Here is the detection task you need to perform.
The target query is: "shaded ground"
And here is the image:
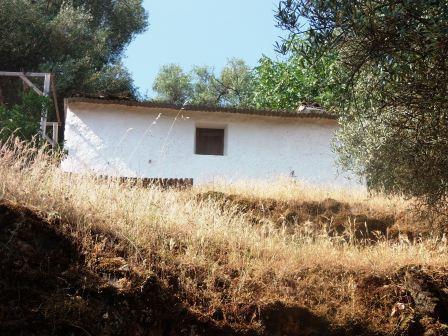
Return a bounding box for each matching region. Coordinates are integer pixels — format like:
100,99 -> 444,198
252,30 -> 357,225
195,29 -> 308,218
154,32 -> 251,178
0,200 -> 235,336
1,199 -> 447,335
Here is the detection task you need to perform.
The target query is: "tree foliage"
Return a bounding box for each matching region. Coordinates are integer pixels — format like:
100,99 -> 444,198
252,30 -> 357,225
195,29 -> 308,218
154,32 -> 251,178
152,59 -> 254,107
189,65 -> 227,106
276,0 -> 448,207
152,64 -> 193,105
0,0 -> 147,101
217,58 -> 254,107
252,40 -> 339,110
0,0 -> 147,143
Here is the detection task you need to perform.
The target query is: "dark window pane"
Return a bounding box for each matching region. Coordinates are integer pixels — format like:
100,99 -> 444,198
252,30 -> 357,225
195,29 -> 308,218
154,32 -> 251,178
195,128 -> 224,155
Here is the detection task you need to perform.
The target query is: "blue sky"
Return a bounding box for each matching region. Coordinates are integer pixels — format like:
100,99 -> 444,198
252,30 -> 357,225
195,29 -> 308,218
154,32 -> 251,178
123,0 -> 285,98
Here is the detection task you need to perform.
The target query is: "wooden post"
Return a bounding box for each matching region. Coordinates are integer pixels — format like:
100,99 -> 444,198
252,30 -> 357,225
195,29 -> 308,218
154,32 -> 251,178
52,122 -> 59,144
50,75 -> 61,125
40,74 -> 51,139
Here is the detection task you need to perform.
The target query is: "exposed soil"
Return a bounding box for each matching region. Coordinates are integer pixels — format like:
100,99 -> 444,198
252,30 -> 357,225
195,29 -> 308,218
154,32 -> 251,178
1,199 -> 448,335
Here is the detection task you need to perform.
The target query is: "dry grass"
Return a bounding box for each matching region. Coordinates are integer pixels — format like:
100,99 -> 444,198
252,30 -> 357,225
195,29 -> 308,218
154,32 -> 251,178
1,138 -> 447,331
196,178 -> 409,215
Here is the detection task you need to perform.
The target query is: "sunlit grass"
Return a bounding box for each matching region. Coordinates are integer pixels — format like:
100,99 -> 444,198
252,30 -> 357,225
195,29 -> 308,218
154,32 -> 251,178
1,138 -> 446,326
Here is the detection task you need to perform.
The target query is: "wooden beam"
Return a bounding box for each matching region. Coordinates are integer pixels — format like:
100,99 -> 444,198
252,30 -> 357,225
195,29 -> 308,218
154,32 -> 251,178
50,75 -> 61,125
44,133 -> 55,147
18,74 -> 43,95
0,71 -> 50,77
52,122 -> 59,144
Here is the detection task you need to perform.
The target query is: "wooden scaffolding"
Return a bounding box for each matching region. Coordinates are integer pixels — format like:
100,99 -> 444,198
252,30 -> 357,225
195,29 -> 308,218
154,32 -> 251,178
0,71 -> 61,146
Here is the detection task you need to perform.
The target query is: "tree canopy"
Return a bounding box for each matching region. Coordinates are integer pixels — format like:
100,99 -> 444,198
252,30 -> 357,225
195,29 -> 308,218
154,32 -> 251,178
251,40 -> 339,110
0,0 -> 147,101
217,58 -> 254,107
276,0 -> 448,207
152,64 -> 193,105
152,59 -> 254,107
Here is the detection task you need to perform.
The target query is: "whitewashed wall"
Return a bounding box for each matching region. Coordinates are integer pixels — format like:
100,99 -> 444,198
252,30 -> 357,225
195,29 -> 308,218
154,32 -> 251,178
61,102 -> 358,186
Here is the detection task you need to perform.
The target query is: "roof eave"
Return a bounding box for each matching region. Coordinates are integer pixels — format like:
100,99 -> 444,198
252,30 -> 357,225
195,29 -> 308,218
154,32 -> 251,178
65,97 -> 337,120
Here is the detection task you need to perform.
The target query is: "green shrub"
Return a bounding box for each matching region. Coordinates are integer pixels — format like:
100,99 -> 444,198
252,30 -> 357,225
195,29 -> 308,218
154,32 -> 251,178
0,93 -> 51,142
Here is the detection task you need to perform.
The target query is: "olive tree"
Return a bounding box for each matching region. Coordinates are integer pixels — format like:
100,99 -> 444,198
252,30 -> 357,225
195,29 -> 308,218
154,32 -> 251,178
0,0 -> 147,101
276,0 -> 448,207
152,59 -> 255,107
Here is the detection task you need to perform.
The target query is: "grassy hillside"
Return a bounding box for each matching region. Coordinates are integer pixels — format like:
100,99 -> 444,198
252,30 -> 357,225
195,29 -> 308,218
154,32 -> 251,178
1,139 -> 447,335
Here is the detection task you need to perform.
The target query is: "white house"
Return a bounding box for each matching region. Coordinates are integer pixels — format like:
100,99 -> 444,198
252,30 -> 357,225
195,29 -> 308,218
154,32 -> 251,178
61,98 -> 357,185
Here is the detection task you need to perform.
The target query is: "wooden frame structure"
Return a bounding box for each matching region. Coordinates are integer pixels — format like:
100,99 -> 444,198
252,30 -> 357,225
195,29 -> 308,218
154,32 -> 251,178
0,71 -> 61,146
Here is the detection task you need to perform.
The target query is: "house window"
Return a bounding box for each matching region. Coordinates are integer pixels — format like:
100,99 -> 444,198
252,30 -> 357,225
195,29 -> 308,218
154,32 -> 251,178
195,127 -> 225,155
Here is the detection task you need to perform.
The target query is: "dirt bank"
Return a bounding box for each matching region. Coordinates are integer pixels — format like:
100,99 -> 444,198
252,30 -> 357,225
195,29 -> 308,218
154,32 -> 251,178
1,199 -> 447,335
0,200 -> 237,336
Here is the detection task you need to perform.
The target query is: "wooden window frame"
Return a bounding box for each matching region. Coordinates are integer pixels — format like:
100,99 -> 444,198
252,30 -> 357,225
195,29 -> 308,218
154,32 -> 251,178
195,127 -> 225,156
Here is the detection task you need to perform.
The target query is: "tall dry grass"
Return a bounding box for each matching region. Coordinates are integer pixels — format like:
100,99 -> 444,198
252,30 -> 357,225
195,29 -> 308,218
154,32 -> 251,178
196,177 -> 409,215
1,138 -> 447,325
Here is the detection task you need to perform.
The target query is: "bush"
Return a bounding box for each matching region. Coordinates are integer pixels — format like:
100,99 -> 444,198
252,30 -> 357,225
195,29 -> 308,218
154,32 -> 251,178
0,93 -> 51,142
